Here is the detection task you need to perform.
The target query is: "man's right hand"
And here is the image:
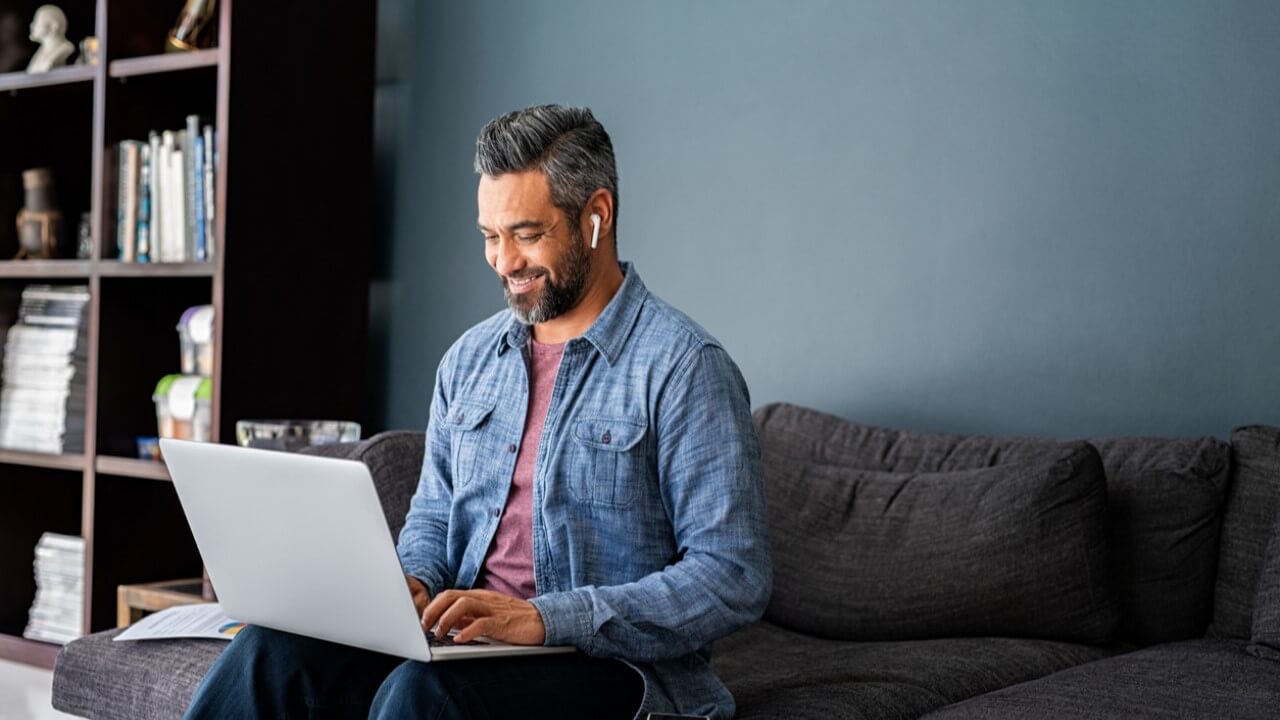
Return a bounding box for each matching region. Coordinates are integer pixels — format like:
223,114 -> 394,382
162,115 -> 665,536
406,576 -> 432,619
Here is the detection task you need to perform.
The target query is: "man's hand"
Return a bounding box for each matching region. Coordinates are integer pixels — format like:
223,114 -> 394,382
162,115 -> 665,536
406,576 -> 432,617
421,589 -> 546,645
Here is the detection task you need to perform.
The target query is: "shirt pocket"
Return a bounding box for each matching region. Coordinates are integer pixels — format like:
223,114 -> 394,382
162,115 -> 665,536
570,416 -> 647,508
443,398 -> 498,490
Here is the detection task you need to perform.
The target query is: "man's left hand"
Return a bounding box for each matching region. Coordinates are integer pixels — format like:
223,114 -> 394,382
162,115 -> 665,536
420,589 -> 546,645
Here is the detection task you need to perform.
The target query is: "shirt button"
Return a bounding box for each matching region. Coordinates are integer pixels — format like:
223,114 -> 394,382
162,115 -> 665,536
493,507 -> 502,517
602,431 -> 611,445
507,443 -> 517,453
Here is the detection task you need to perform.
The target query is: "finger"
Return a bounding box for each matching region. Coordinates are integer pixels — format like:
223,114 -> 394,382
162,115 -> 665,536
436,597 -> 486,639
453,617 -> 493,644
421,590 -> 461,631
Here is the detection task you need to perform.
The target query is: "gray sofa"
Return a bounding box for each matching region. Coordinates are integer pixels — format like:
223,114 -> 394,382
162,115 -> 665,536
51,406 -> 1280,719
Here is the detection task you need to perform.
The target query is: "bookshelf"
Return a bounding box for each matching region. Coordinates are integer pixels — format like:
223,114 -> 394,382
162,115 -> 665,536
0,0 -> 374,669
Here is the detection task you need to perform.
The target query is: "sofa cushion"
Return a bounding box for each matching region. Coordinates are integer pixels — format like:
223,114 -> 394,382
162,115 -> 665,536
300,430 -> 425,538
1212,425 -> 1280,639
52,627 -> 225,720
711,620 -> 1119,720
1248,511 -> 1280,660
920,639 -> 1280,719
762,441 -> 1117,644
755,403 -> 1230,645
1089,436 -> 1229,644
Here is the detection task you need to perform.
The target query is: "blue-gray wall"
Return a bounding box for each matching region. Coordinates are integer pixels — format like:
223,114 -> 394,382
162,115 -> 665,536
370,0 -> 1280,439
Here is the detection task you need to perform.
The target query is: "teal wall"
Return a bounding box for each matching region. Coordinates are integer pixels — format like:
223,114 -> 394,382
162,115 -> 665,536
371,0 -> 1280,439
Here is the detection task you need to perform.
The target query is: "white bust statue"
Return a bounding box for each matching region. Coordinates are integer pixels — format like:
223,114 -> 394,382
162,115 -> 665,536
27,5 -> 74,73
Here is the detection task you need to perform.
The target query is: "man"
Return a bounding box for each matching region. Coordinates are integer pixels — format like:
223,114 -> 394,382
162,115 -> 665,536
185,104 -> 770,720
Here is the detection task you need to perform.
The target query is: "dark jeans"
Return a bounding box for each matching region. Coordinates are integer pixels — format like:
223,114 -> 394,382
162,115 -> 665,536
184,625 -> 644,719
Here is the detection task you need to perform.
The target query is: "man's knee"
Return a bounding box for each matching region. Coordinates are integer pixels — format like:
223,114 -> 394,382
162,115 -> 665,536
370,661 -> 458,719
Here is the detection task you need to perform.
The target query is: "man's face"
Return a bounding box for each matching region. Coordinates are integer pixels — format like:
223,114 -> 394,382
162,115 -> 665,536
477,171 -> 591,326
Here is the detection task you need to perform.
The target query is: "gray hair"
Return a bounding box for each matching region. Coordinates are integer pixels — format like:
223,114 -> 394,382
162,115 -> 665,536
474,104 -> 619,239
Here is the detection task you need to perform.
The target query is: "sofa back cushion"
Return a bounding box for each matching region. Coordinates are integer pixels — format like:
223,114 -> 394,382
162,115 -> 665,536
1089,437 -> 1230,644
299,430 -> 426,538
759,411 -> 1118,642
1248,511 -> 1280,660
756,403 -> 1229,646
1211,425 -> 1280,639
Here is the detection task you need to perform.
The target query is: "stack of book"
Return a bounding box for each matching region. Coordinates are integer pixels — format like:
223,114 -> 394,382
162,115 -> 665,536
23,532 -> 85,645
116,114 -> 216,264
0,285 -> 89,455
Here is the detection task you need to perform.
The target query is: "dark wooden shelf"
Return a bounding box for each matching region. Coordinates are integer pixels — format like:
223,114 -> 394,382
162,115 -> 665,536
0,260 -> 93,279
0,633 -> 60,669
0,65 -> 96,94
109,50 -> 219,79
0,449 -> 87,472
95,456 -> 171,481
94,261 -> 215,277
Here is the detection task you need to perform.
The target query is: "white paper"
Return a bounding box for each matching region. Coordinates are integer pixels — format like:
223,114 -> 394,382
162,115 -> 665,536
113,603 -> 245,642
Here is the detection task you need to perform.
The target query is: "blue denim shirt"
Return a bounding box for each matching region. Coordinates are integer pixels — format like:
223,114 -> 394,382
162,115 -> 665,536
397,263 -> 771,719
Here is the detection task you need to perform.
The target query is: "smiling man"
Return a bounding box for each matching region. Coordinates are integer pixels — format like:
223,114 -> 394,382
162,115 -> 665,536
184,104 -> 771,720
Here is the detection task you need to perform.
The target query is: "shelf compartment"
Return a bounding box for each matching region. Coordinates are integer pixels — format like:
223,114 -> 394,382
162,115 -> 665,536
95,455 -> 169,481
109,49 -> 218,79
0,77 -> 93,260
0,465 -> 83,648
95,276 -> 212,457
89,474 -> 200,631
0,66 -> 96,94
0,449 -> 87,472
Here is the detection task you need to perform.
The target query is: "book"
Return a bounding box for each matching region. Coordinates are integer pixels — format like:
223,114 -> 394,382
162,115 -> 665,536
137,143 -> 152,263
194,134 -> 206,262
147,131 -> 161,262
0,286 -> 89,454
185,115 -> 202,260
23,532 -> 84,644
116,141 -> 143,262
203,124 -> 215,261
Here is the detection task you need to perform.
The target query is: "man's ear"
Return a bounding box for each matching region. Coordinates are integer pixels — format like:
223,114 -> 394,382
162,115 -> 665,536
582,189 -> 614,245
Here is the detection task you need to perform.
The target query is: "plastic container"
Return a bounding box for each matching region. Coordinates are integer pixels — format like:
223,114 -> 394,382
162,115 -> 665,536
154,374 -> 213,442
177,305 -> 215,376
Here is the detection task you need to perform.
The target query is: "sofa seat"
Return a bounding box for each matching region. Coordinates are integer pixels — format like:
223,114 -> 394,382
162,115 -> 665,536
921,639 -> 1280,719
711,621 -> 1121,720
52,627 -> 225,719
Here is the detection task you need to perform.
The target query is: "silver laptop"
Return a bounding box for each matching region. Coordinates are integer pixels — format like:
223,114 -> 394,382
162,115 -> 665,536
160,438 -> 574,662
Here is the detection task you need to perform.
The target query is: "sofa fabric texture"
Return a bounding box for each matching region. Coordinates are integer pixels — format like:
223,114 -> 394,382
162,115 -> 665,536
920,639 -> 1280,720
762,442 -> 1119,643
755,403 -> 1231,646
711,620 -> 1119,720
1212,425 -> 1280,640
1248,511 -> 1280,661
52,628 -> 223,719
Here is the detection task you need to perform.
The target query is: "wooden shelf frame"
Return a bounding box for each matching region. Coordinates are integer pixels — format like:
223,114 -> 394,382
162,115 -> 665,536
0,0 -> 373,668
108,49 -> 219,79
0,65 -> 97,94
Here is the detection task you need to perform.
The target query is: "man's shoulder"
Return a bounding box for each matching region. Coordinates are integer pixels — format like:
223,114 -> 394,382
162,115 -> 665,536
634,290 -> 723,355
441,307 -> 511,367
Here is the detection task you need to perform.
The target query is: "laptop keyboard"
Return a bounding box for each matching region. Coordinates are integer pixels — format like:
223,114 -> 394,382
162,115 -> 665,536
426,632 -> 484,647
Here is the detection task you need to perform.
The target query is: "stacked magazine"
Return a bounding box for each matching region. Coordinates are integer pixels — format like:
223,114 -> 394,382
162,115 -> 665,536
0,285 -> 89,454
23,532 -> 85,645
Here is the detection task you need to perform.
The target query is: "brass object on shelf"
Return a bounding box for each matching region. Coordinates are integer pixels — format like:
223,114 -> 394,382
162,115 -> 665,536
15,168 -> 65,259
165,0 -> 216,53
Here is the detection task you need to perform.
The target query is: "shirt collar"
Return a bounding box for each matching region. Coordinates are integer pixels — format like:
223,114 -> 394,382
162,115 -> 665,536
496,262 -> 647,366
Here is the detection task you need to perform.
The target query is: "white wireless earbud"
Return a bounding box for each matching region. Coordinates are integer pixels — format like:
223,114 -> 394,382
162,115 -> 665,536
590,213 -> 601,249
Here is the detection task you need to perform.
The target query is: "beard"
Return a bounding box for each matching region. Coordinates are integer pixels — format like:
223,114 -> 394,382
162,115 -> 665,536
502,226 -> 592,325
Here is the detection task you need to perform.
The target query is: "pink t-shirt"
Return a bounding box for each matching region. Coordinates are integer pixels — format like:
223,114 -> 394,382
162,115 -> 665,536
475,338 -> 564,599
